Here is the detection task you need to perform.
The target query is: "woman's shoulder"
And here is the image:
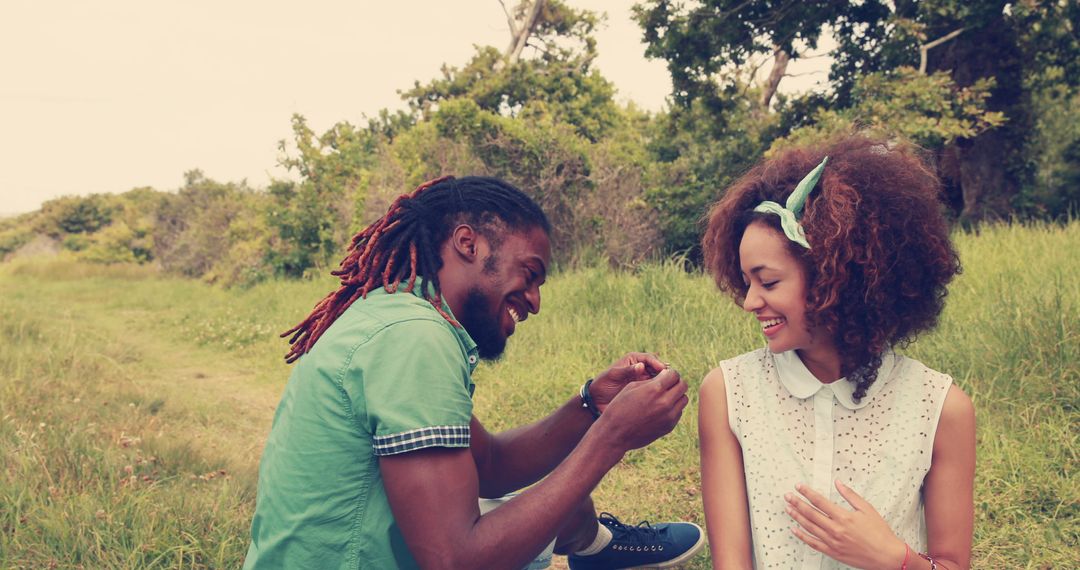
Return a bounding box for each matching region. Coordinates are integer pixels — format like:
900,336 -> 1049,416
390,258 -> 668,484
703,348 -> 772,398
891,355 -> 973,428
939,384 -> 976,428
893,354 -> 955,393
716,347 -> 771,369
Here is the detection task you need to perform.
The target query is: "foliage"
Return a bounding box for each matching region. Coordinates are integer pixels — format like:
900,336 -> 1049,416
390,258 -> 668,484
79,220 -> 152,264
154,170 -> 269,282
769,67 -> 1005,153
267,115 -> 380,277
401,1 -> 618,141
77,188 -> 162,264
633,0 -> 837,110
642,90 -> 777,259
433,98 -> 594,264
0,213 -> 37,260
37,194 -> 117,237
1020,67 -> 1080,219
578,110 -> 663,267
6,0 -> 1080,283
9,191 -> 161,264
634,0 -> 1080,223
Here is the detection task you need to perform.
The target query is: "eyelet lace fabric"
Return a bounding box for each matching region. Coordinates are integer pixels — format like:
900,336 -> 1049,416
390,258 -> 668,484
718,348 -> 952,569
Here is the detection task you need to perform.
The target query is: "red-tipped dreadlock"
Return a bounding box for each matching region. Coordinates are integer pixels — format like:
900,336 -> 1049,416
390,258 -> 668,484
280,175 -> 550,364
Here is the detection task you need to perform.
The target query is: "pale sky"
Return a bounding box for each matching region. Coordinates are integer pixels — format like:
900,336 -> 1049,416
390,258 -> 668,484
0,1 -> 830,215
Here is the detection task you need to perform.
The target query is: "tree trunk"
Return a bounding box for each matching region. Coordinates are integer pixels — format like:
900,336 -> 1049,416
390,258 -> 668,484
934,8 -> 1027,222
956,132 -> 1012,220
760,47 -> 789,111
505,0 -> 547,66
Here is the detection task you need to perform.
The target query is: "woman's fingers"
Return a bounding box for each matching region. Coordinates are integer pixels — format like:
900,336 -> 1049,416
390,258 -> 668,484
795,484 -> 847,520
784,495 -> 832,540
791,526 -> 832,556
834,479 -> 872,512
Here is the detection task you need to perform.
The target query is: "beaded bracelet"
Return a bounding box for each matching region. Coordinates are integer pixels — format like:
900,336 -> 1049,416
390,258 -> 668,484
917,552 -> 939,570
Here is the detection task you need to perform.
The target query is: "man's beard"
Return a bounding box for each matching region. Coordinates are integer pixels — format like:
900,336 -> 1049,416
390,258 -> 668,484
459,286 -> 507,361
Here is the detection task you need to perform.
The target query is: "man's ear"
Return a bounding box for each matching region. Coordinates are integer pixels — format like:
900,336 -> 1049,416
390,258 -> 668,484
449,224 -> 480,261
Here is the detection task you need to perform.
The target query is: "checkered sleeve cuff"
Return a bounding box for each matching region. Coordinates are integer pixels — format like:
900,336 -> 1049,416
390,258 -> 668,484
372,425 -> 471,456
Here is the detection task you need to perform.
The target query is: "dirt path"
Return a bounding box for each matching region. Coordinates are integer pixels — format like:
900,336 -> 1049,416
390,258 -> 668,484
10,276 -> 287,473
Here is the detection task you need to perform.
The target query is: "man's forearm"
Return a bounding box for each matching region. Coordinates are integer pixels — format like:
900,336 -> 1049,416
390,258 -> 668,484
475,394 -> 594,497
382,429 -> 624,570
458,426 -> 625,569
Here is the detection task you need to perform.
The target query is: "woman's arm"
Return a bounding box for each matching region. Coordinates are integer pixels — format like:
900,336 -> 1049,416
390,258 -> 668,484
699,367 -> 753,570
922,384 -> 976,569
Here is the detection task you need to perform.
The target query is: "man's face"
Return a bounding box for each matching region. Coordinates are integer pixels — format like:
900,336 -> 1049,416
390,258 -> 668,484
458,226 -> 551,360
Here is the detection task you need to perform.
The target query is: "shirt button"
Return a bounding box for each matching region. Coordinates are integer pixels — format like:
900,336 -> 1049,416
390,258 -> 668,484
468,355 -> 478,364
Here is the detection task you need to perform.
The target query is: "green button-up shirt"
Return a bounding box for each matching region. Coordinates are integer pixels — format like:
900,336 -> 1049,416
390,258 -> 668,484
244,283 -> 478,569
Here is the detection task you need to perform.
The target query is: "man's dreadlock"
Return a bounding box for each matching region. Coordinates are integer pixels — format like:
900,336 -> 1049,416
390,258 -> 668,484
281,175 -> 550,363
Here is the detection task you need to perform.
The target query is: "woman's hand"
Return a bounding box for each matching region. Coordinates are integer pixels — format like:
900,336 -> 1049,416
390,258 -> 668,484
785,480 -> 908,570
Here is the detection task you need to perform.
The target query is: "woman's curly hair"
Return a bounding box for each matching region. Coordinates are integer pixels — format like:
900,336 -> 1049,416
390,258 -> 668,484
703,134 -> 961,401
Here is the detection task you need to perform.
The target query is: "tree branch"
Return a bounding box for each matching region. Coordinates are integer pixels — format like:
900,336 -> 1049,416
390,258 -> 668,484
919,28 -> 965,73
783,70 -> 827,78
498,0 -> 519,37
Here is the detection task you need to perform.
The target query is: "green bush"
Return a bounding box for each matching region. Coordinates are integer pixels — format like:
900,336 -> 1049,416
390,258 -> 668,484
38,194 -> 117,236
0,227 -> 34,258
80,221 -> 152,264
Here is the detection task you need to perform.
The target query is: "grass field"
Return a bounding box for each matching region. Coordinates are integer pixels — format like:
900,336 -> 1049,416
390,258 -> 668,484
1,221 -> 1077,569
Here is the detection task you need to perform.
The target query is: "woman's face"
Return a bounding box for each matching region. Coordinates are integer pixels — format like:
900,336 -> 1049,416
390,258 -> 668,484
737,221 -> 821,354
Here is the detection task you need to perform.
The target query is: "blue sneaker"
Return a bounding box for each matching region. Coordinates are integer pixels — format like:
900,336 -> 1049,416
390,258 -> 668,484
567,512 -> 705,569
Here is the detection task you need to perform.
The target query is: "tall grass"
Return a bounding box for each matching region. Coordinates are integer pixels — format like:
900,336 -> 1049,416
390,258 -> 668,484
0,291 -> 254,568
1,221 -> 1077,568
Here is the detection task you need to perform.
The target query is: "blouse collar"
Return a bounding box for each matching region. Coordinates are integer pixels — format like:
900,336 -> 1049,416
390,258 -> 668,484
773,349 -> 896,410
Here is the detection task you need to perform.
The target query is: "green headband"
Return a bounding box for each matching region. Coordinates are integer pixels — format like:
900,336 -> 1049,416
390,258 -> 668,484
752,156 -> 828,249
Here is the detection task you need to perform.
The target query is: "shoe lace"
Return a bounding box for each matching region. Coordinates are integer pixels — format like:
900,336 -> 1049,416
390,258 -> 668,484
598,512 -> 661,547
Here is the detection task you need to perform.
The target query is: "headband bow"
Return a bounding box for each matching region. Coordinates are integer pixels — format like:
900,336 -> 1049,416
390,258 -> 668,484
752,156 -> 828,249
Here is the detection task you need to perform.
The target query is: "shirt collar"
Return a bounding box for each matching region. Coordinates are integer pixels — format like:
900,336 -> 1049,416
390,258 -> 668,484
404,279 -> 479,372
772,349 -> 896,410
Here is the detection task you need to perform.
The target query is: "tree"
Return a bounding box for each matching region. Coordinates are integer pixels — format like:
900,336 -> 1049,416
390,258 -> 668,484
634,0 -> 1080,222
267,114 -> 382,277
401,0 -> 619,141
634,0 -> 837,112
154,170 -> 260,278
431,98 -> 594,262
768,67 -> 1005,155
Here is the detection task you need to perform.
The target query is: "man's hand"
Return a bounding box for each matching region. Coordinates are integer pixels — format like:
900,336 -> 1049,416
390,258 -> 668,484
592,368 -> 689,451
588,352 -> 669,412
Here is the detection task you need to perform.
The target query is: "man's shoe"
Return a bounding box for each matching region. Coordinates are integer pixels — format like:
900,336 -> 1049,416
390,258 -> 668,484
567,512 -> 705,570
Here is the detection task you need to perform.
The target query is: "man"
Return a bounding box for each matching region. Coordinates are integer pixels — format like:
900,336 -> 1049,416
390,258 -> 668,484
244,176 -> 703,569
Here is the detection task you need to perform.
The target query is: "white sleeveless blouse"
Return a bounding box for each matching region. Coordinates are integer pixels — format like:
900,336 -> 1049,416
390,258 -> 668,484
719,348 -> 952,569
